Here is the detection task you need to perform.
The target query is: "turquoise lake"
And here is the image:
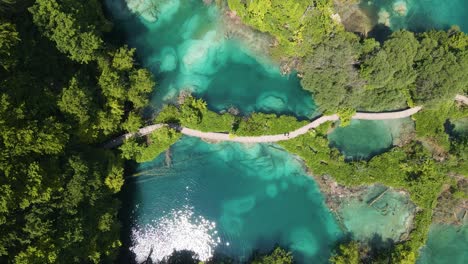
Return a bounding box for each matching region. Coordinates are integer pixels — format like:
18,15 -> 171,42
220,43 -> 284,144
106,0 -> 317,118
328,118 -> 413,160
105,0 -> 467,262
418,224 -> 468,264
361,0 -> 468,32
122,137 -> 343,262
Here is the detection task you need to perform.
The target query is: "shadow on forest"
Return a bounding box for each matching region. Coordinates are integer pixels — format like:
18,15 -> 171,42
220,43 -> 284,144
116,160 -> 139,264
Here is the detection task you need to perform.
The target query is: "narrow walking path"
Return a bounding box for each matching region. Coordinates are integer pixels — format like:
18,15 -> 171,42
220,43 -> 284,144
455,94 -> 468,105
104,106 -> 423,148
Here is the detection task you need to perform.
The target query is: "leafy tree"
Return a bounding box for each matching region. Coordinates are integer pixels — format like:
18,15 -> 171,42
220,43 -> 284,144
228,0 -> 338,58
251,247 -> 293,264
128,68 -> 155,108
330,241 -> 360,264
119,127 -> 181,163
361,31 -> 419,91
412,31 -> 467,103
0,0 -> 152,262
29,0 -> 103,64
0,21 -> 19,70
58,76 -> 94,125
301,32 -> 363,112
121,111 -> 144,132
337,108 -> 356,127
111,45 -> 135,71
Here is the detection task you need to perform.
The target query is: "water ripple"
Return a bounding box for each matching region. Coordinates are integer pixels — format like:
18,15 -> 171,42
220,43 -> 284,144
131,206 -> 220,262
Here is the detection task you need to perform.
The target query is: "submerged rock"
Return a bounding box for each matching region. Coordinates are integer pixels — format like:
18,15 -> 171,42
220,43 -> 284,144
393,0 -> 408,16
315,176 -> 416,245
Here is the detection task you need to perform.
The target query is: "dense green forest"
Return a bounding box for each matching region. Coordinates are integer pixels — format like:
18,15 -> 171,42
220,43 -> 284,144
0,0 -> 153,262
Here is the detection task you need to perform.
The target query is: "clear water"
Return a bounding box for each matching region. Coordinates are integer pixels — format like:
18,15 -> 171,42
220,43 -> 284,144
122,137 -> 343,263
328,118 -> 413,160
361,0 -> 468,32
103,0 -> 463,262
338,185 -> 416,245
418,224 -> 468,264
105,0 -> 317,118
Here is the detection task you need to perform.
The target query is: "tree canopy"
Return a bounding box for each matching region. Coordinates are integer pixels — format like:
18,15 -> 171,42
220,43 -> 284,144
0,0 -> 153,262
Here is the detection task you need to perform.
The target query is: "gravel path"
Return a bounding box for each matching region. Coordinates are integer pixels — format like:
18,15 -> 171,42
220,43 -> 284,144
455,94 -> 468,105
104,106 -> 425,148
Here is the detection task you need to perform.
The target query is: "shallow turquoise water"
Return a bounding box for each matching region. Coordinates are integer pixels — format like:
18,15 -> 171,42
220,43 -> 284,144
124,137 -> 343,263
105,0 -> 317,117
328,119 -> 413,160
418,224 -> 468,264
338,185 -> 416,245
328,120 -> 393,160
361,0 -> 468,32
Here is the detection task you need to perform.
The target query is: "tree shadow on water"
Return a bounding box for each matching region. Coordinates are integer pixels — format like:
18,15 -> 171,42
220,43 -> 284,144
368,24 -> 392,43
116,161 -> 139,264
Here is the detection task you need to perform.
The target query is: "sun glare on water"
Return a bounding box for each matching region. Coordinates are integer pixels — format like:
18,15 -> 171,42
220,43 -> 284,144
131,206 -> 221,262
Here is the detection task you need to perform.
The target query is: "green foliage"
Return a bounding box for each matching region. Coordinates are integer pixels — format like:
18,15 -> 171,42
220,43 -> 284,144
330,241 -> 360,264
236,113 -> 307,136
111,45 -> 135,71
300,28 -> 467,112
29,0 -> 103,64
119,127 -> 181,163
251,247 -> 293,264
121,111 -> 144,133
128,68 -> 155,108
0,21 -> 19,70
58,76 -> 94,126
337,108 -> 356,127
414,102 -> 468,151
156,95 -> 235,132
105,163 -> 125,194
155,96 -> 307,136
300,32 -> 364,112
361,31 -> 419,91
0,0 -> 153,262
279,129 -> 448,260
228,0 -> 338,58
412,31 -> 468,103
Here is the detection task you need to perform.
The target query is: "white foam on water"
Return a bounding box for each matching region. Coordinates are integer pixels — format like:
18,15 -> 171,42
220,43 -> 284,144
131,206 -> 220,262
